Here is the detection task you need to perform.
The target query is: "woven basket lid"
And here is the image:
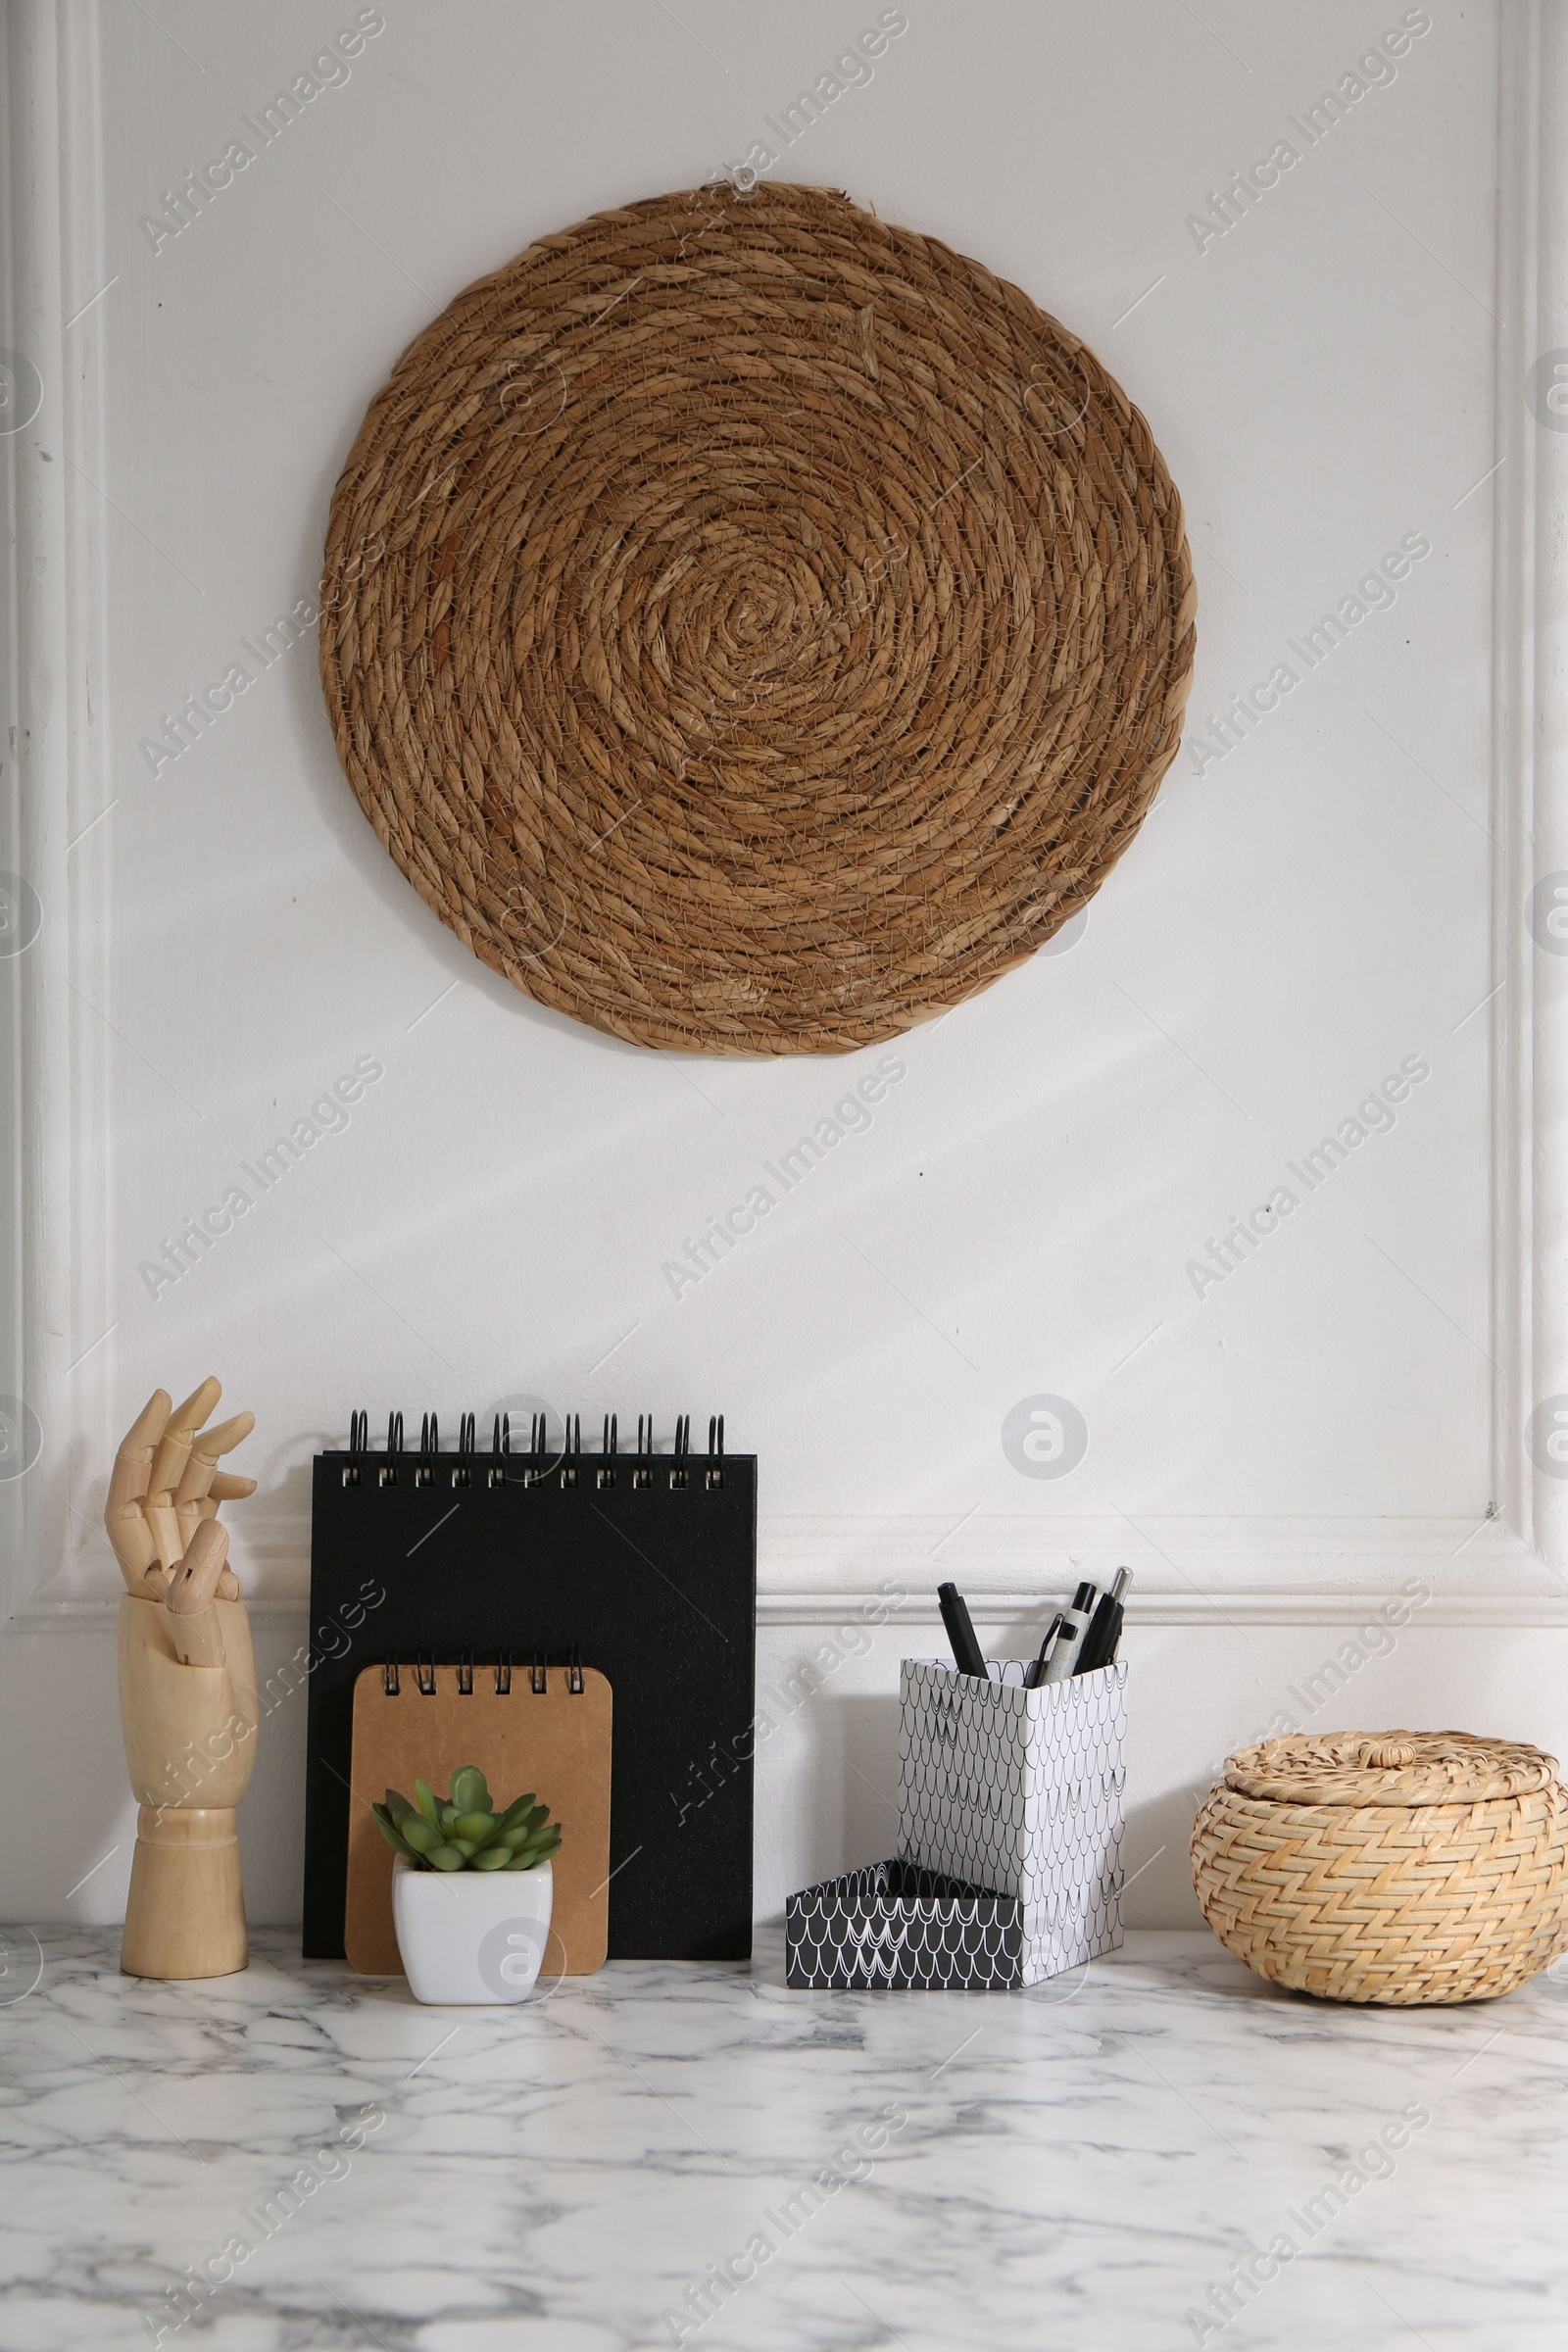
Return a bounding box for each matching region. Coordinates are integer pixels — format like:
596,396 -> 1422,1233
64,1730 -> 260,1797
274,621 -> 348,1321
318,180 -> 1197,1054
1222,1731 -> 1561,1808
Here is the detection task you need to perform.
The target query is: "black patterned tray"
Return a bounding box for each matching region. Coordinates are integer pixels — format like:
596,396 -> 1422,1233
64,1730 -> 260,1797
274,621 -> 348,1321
785,1858 -> 1025,1990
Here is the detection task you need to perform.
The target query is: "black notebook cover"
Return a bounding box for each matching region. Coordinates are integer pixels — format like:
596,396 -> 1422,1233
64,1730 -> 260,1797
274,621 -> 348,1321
303,1416 -> 756,1960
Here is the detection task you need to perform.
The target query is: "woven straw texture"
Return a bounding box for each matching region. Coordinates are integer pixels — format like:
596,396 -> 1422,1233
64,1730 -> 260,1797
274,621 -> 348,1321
1192,1732 -> 1568,2006
319,181 -> 1196,1053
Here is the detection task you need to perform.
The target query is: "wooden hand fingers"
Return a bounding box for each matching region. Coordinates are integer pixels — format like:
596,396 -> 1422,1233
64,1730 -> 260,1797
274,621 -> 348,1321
109,1378 -> 252,1602
198,1469 -> 257,1505
173,1416 -> 256,1569
146,1377 -> 223,1506
105,1388 -> 172,1592
109,1388 -> 173,1491
177,1491 -> 252,1596
145,1377 -> 224,1569
172,1411 -> 256,1508
165,1521 -> 234,1661
166,1518 -> 228,1614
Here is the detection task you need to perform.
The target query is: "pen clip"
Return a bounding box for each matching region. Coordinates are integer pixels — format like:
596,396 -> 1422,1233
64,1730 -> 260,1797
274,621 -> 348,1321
1024,1611 -> 1065,1690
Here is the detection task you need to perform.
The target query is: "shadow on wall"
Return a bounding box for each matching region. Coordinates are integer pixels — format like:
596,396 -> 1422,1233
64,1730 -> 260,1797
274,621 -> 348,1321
795,1682 -> 1206,1934
793,1690 -> 902,1874
1121,1790 -> 1207,1931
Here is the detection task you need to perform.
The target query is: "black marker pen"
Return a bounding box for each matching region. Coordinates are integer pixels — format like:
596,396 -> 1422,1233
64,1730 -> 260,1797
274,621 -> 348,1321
937,1582 -> 988,1680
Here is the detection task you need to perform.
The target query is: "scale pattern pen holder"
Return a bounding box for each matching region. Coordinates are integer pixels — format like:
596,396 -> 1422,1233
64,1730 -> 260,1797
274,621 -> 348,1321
897,1657 -> 1129,1984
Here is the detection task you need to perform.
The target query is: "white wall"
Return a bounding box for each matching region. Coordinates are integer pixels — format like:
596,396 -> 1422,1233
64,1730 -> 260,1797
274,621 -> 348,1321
6,0 -> 1568,1933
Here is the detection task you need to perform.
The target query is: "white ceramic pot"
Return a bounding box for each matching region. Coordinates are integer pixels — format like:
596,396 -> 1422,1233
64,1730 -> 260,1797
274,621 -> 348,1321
392,1856 -> 554,2004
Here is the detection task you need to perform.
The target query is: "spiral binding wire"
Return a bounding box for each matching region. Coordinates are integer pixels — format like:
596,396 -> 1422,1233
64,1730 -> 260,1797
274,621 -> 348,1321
378,1652 -> 583,1694
489,1412 -> 511,1487
416,1413 -> 439,1488
344,1408 -> 732,1501
345,1409 -> 368,1484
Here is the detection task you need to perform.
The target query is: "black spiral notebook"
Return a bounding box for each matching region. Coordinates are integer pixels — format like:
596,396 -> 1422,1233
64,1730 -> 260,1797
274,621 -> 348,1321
303,1408 -> 756,1961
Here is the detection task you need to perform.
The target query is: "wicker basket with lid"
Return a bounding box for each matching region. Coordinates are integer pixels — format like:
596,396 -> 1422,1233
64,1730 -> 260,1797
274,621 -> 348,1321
1191,1731 -> 1568,2005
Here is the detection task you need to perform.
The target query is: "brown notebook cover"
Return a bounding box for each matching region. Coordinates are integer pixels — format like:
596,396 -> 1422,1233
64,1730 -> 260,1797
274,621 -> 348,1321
344,1663 -> 612,1975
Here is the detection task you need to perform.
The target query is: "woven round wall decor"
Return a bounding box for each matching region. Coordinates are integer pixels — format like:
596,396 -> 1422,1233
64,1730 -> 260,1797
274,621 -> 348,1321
319,181 -> 1196,1054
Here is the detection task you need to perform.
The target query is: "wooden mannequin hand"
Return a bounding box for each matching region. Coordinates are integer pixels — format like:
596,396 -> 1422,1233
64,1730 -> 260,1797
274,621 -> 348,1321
106,1377 -> 255,1604
111,1380 -> 261,1977
109,1382 -> 260,1806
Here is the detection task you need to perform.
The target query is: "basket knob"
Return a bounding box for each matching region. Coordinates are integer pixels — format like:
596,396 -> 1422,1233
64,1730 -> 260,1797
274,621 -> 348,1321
1357,1737 -> 1416,1770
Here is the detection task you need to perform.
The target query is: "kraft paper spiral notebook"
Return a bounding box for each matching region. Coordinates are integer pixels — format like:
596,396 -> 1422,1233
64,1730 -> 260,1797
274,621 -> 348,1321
304,1409 -> 756,1961
344,1660 -> 612,1976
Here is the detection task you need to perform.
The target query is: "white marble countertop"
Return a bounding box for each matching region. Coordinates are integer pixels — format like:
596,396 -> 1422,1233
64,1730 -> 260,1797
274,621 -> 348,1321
2,1927 -> 1565,2351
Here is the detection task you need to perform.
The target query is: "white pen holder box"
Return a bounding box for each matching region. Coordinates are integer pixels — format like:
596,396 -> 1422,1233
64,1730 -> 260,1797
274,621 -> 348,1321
898,1658 -> 1129,1984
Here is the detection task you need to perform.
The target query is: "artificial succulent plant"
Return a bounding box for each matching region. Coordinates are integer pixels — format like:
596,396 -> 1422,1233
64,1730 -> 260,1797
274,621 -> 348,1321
372,1764 -> 562,1872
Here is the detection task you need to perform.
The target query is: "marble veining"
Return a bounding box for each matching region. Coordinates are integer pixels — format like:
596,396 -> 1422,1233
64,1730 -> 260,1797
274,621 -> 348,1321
1,1928 -> 1565,2350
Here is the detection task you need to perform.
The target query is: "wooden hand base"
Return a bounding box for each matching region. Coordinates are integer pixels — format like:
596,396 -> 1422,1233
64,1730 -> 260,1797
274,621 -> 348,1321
117,1594 -> 258,1982
122,1805 -> 247,1980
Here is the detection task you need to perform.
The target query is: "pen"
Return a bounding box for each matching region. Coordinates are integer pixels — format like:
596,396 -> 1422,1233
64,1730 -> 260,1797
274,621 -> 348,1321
1040,1581 -> 1099,1684
1023,1611 -> 1064,1690
937,1581 -> 988,1680
1075,1567 -> 1131,1675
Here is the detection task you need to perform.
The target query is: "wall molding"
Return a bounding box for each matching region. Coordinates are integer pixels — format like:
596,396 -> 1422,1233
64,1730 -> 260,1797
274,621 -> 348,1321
4,0 -> 116,1623
6,6 -> 1567,1630
1519,3 -> 1568,1578
16,1583 -> 1568,1637
15,1506 -> 1568,1631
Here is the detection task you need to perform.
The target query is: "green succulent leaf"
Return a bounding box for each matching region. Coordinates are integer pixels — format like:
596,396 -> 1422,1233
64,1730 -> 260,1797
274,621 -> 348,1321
512,1823 -> 562,1868
372,1805 -> 418,1860
450,1765 -> 489,1815
399,1777 -> 564,1867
